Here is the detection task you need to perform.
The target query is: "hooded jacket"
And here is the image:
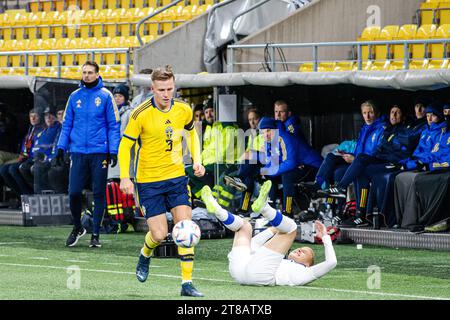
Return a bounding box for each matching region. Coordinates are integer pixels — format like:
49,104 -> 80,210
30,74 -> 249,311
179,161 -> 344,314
353,115 -> 386,157
57,77 -> 121,154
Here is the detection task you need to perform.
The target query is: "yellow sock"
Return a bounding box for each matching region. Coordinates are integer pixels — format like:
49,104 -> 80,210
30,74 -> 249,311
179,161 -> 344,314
142,231 -> 160,257
178,246 -> 194,284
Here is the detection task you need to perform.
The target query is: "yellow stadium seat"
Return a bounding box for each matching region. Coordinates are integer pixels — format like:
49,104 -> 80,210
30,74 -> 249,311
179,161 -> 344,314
142,34 -> 154,44
100,65 -> 118,79
112,64 -> 127,78
333,61 -> 355,72
29,2 -> 40,13
357,26 -> 381,61
55,0 -> 65,12
80,0 -> 92,10
144,7 -> 159,37
94,0 -> 105,10
44,38 -> 58,66
127,36 -> 140,48
420,1 -> 439,25
26,26 -> 39,40
180,5 -> 194,21
196,4 -> 212,16
389,24 -> 418,70
410,24 -> 437,69
429,24 -> 450,69
10,67 -> 25,76
161,7 -> 178,34
12,10 -> 28,27
298,62 -> 336,72
120,0 -> 132,9
369,25 -> 400,71
439,3 -> 450,25
13,27 -> 26,40
115,8 -> 132,36
111,36 -> 128,64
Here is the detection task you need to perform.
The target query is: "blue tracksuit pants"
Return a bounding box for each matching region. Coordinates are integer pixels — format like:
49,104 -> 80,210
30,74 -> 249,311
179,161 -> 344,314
69,153 -> 108,235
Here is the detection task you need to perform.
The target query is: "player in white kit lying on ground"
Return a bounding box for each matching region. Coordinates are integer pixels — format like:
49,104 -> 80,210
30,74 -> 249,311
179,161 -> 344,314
201,180 -> 337,286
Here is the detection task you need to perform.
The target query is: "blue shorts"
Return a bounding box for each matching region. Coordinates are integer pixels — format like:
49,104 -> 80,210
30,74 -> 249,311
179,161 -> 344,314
136,176 -> 191,219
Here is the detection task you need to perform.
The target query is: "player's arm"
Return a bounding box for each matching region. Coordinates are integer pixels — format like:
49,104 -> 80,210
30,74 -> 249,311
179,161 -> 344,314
119,113 -> 140,194
184,108 -> 204,177
309,221 -> 337,278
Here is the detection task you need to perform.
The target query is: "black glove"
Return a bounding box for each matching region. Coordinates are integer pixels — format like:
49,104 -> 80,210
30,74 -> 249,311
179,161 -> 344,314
108,153 -> 118,168
56,148 -> 65,166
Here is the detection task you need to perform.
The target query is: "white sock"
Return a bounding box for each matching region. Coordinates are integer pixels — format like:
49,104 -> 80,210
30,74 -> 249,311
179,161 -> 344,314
261,203 -> 297,234
215,209 -> 244,232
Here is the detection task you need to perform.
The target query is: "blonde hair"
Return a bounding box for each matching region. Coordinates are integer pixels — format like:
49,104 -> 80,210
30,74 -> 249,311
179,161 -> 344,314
302,247 -> 315,266
151,65 -> 175,82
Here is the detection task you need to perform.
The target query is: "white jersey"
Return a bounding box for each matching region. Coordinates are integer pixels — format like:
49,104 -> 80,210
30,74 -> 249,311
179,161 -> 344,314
228,232 -> 337,287
275,235 -> 337,286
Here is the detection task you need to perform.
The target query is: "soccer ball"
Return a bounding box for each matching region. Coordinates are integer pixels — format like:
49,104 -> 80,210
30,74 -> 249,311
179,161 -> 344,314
172,220 -> 201,248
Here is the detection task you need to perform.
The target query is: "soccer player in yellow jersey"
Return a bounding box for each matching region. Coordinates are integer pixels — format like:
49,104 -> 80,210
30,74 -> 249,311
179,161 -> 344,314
118,65 -> 206,297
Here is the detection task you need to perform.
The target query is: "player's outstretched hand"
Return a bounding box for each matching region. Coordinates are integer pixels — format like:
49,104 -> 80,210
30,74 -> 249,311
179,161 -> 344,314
193,163 -> 205,177
314,220 -> 327,240
120,178 -> 134,195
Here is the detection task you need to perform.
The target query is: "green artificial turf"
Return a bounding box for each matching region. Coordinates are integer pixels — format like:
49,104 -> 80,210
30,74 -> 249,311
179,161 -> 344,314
0,225 -> 449,300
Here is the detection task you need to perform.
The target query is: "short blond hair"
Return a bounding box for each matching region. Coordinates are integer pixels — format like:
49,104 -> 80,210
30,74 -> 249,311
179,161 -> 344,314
151,65 -> 175,82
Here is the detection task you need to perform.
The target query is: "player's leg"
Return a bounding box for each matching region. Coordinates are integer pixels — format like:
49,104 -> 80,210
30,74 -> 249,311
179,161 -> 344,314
201,184 -> 245,232
135,182 -> 168,283
252,180 -> 298,234
89,153 -> 109,248
66,153 -> 89,247
169,176 -> 203,297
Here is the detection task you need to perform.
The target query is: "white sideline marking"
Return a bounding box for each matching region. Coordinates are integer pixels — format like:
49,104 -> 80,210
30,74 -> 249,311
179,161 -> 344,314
0,262 -> 448,300
65,260 -> 89,263
0,242 -> 26,245
29,257 -> 49,260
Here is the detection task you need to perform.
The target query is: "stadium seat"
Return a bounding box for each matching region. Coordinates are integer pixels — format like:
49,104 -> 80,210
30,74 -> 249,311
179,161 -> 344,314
100,65 -> 118,79
298,62 -> 336,72
29,2 -> 40,13
161,6 -> 179,34
333,61 -> 355,72
409,24 -> 437,69
389,24 -> 418,70
94,0 -> 106,10
111,36 -> 128,64
369,25 -> 400,71
439,3 -> 450,25
144,7 -> 159,37
196,4 -> 212,16
420,1 -> 440,25
429,24 -> 450,69
357,26 -> 381,61
180,5 -> 195,21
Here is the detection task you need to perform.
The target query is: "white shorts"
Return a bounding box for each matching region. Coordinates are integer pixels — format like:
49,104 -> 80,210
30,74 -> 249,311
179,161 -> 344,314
228,246 -> 284,286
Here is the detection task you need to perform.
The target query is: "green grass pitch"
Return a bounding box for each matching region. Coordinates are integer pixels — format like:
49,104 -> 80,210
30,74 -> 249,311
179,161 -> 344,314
0,225 -> 449,300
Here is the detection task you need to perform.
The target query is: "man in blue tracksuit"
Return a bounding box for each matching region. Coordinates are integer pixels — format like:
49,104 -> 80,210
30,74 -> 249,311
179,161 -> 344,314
56,61 -> 121,248
260,117 -> 322,216
314,101 -> 386,190
19,107 -> 61,193
394,103 -> 447,230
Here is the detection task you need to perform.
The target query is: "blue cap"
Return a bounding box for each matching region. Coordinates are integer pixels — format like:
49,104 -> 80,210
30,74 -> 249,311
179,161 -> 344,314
443,102 -> 450,110
425,102 -> 444,119
258,117 -> 277,129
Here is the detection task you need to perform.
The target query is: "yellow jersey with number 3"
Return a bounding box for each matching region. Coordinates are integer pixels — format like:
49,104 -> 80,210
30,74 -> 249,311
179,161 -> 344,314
121,97 -> 195,183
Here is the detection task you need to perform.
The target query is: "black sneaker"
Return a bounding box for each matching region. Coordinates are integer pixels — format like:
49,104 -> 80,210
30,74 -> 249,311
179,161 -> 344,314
340,216 -> 370,228
66,227 -> 86,247
180,282 -> 204,297
136,253 -> 151,283
89,234 -> 102,248
317,187 -> 346,198
223,175 -> 247,192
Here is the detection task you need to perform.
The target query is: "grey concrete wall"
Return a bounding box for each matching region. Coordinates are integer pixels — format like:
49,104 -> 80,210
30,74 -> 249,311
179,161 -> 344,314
135,13 -> 208,74
233,0 -> 423,72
